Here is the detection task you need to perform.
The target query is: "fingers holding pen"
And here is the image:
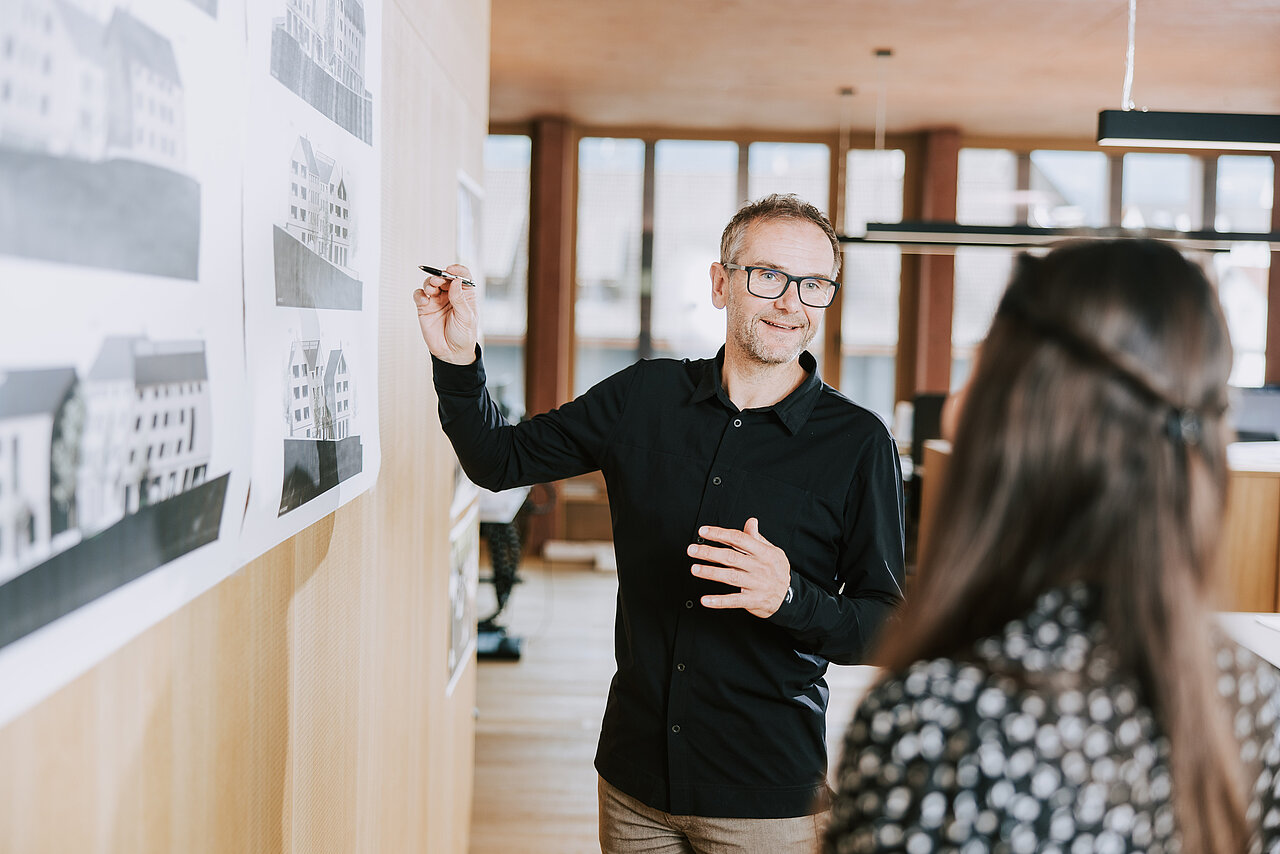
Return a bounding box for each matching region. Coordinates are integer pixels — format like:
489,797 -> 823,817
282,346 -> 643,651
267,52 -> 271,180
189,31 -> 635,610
417,264 -> 475,309
418,263 -> 474,292
413,262 -> 480,364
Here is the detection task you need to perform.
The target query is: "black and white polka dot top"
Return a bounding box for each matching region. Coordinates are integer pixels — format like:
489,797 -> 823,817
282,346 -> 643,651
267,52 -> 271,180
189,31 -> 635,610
825,584 -> 1280,854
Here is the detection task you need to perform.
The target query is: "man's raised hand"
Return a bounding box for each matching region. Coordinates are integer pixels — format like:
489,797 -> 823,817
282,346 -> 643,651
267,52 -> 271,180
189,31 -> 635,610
413,263 -> 478,365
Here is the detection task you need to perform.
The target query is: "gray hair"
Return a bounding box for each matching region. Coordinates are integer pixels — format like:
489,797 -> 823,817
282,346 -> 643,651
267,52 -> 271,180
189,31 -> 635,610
719,193 -> 841,278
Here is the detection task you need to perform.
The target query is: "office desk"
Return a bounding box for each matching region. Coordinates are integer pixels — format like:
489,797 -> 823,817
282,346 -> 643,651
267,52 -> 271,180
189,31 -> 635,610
1221,612 -> 1280,670
918,440 -> 1280,613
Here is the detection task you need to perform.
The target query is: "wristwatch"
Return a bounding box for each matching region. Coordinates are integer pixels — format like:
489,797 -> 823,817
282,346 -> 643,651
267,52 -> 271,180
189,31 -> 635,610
783,585 -> 794,605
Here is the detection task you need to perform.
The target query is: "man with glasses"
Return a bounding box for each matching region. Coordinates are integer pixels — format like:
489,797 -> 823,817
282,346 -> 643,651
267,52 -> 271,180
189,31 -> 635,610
415,193 -> 904,853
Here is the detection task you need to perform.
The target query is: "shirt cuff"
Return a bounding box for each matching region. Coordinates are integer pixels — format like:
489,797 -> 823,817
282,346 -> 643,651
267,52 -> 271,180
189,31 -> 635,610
431,344 -> 486,392
767,573 -> 807,629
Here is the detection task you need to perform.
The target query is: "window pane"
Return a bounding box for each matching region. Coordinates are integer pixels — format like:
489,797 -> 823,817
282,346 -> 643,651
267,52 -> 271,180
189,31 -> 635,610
1029,150 -> 1109,227
1214,156 -> 1274,386
650,140 -> 738,367
845,149 -> 905,231
482,134 -> 531,416
1217,155 -> 1274,233
951,248 -> 1016,390
575,138 -> 646,395
748,142 -> 829,215
840,246 -> 900,422
841,149 -> 905,422
1121,153 -> 1202,231
958,149 -> 1018,225
1213,244 -> 1272,387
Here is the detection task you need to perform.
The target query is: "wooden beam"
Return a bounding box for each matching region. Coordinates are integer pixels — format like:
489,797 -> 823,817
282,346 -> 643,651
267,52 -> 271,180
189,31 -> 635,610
526,117 -> 577,415
914,129 -> 960,394
1106,153 -> 1124,226
824,137 -> 844,386
1015,152 -> 1032,224
526,117 -> 578,549
894,134 -> 925,405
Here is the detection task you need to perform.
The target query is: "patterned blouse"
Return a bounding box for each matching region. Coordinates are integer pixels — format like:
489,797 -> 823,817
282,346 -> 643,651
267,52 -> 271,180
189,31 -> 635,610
824,584 -> 1280,854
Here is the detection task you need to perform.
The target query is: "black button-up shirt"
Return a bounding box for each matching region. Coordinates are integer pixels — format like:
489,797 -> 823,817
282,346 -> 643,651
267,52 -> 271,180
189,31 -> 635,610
433,347 -> 905,819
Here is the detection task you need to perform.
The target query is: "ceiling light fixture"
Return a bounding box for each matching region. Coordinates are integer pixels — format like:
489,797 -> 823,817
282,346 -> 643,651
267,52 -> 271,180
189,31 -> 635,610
873,48 -> 892,151
845,223 -> 1280,253
835,86 -> 855,233
1097,110 -> 1280,152
1095,0 -> 1280,151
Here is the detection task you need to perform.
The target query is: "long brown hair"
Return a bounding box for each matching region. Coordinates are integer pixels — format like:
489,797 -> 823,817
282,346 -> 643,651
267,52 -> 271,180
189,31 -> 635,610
878,239 -> 1247,852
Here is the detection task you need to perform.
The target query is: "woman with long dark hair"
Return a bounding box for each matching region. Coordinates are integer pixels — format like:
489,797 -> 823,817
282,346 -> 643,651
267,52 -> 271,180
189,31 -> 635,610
825,239 -> 1280,853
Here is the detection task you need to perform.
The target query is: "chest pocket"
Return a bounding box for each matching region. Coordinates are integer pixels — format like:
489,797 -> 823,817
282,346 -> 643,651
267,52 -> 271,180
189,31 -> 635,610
720,471 -> 842,590
723,471 -> 802,548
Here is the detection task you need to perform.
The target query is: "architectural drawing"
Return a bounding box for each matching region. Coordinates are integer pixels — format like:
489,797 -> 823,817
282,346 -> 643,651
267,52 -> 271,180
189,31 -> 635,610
285,337 -> 352,441
0,367 -> 80,581
0,0 -> 200,277
184,0 -> 217,16
236,0 -> 379,561
446,504 -> 478,694
279,337 -> 362,514
0,337 -> 228,648
274,135 -> 363,309
269,0 -> 373,144
77,337 -> 213,534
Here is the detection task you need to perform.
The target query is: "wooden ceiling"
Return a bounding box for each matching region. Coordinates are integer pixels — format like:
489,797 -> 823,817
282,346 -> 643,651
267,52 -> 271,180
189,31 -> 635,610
489,0 -> 1280,141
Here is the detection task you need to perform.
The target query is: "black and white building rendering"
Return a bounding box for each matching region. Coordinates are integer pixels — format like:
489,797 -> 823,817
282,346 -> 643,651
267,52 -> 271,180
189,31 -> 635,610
0,337 -> 228,649
270,0 -> 372,144
0,1 -> 200,277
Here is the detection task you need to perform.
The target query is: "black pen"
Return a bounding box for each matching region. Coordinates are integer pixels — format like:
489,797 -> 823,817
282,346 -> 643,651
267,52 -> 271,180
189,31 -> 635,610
419,264 -> 475,288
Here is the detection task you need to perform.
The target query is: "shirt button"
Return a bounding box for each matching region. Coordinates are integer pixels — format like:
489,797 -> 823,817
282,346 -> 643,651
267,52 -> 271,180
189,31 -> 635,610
685,600 -> 694,609
696,536 -> 705,544
676,663 -> 686,672
712,476 -> 722,485
733,418 -> 742,427
671,725 -> 681,733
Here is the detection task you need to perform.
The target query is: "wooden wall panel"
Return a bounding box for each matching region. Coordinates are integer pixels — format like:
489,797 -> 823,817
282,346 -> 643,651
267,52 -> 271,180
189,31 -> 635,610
0,1 -> 489,852
1218,473 -> 1280,613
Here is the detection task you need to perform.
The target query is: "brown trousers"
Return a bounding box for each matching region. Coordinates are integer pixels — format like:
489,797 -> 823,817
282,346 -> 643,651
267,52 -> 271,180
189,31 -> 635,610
598,776 -> 830,854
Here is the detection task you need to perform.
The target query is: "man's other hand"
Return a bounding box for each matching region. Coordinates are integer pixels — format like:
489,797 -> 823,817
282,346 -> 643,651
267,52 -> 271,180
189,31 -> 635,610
688,518 -> 791,619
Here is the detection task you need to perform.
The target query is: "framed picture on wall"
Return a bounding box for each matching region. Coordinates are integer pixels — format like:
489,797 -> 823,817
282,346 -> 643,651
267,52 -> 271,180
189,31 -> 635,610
446,498 -> 479,695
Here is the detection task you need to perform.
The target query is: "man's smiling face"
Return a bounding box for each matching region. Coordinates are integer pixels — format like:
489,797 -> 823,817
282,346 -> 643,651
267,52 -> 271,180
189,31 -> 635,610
714,218 -> 835,367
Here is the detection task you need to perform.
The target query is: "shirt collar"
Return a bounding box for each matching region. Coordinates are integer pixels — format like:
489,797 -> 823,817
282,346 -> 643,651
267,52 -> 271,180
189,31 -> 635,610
691,347 -> 824,436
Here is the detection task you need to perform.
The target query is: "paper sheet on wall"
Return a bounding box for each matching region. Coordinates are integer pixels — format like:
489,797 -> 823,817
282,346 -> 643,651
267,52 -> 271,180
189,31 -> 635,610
237,0 -> 382,562
0,0 -> 251,726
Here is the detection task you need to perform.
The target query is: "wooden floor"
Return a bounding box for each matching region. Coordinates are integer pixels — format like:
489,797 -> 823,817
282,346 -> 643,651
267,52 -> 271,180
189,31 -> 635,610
468,557 -> 879,854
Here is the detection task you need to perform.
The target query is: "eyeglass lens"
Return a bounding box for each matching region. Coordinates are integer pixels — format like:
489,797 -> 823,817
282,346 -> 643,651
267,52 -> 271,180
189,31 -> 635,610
748,268 -> 837,307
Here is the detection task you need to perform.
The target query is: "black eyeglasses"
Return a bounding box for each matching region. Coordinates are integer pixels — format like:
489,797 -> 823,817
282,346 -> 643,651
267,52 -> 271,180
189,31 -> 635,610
722,263 -> 840,308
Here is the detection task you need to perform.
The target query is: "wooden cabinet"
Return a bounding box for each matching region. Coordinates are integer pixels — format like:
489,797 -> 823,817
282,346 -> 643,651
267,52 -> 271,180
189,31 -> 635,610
917,440 -> 1280,613
1219,444 -> 1280,612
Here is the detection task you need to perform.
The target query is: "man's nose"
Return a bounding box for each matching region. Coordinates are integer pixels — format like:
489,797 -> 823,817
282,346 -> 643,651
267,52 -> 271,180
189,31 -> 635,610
773,281 -> 804,311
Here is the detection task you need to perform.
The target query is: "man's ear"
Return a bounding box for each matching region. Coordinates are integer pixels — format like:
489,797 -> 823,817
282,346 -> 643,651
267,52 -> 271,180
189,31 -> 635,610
710,262 -> 729,310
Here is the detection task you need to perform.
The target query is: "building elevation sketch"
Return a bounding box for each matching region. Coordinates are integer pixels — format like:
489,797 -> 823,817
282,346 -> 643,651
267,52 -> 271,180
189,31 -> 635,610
269,0 -> 373,144
279,337 -> 361,514
0,1 -> 201,278
275,135 -> 362,309
0,338 -> 229,649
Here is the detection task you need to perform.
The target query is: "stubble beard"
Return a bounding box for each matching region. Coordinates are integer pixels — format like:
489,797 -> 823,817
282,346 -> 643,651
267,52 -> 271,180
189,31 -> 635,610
734,308 -> 816,366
